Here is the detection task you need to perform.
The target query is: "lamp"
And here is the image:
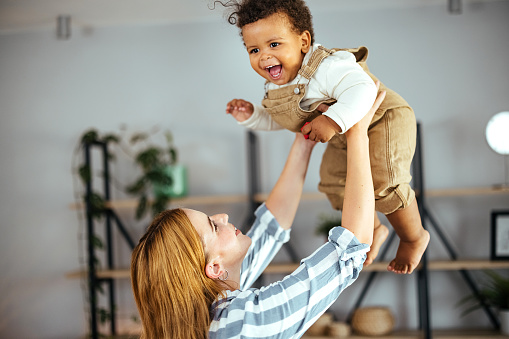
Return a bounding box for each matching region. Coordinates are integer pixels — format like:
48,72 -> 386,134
486,111 -> 509,188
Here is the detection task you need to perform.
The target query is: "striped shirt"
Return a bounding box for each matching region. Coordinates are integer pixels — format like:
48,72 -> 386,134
209,203 -> 369,338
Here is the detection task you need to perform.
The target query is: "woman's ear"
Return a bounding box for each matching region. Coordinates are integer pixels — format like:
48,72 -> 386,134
204,259 -> 225,280
300,30 -> 312,53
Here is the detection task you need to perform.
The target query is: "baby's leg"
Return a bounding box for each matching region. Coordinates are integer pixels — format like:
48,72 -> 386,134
367,105 -> 429,274
364,212 -> 389,267
386,199 -> 429,274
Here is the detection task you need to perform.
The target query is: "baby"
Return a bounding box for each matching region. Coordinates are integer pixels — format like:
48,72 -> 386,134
220,0 -> 429,274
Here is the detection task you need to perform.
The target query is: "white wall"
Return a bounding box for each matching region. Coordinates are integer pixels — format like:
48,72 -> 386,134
1,1 -> 508,338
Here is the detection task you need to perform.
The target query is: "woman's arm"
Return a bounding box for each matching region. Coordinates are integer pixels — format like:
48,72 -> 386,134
265,134 -> 317,230
341,85 -> 386,245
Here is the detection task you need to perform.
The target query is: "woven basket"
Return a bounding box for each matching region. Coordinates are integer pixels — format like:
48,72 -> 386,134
327,321 -> 351,338
305,313 -> 333,336
351,306 -> 395,336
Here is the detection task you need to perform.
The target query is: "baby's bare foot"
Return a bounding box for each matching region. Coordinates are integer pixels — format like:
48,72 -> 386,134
364,224 -> 389,267
387,230 -> 430,274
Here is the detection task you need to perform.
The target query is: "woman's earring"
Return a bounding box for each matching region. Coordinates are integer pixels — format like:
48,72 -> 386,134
218,270 -> 229,281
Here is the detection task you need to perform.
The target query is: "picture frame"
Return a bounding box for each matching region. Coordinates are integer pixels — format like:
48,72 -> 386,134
490,210 -> 509,261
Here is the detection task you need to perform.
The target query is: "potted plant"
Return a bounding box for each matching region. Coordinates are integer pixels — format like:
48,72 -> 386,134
458,270 -> 509,334
125,129 -> 188,220
315,212 -> 342,240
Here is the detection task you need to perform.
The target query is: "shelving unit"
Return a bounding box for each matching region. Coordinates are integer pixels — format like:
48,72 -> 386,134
71,127 -> 509,338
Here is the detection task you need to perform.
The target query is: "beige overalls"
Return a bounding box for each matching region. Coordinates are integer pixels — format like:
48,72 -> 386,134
262,46 -> 416,215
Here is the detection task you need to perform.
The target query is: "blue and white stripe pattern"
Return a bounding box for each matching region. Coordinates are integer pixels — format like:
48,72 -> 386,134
209,203 -> 369,338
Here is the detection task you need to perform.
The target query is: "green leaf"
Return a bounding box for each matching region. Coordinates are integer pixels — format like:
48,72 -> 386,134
169,148 -> 178,164
136,147 -> 163,171
88,192 -> 106,213
164,131 -> 174,145
130,132 -> 149,144
93,256 -> 101,270
151,196 -> 170,216
135,195 -> 148,220
92,234 -> 104,249
83,192 -> 106,220
80,130 -> 98,144
457,269 -> 509,316
315,213 -> 342,237
126,177 -> 146,195
102,134 -> 120,144
98,308 -> 111,323
146,169 -> 172,186
106,152 -> 116,162
78,164 -> 91,183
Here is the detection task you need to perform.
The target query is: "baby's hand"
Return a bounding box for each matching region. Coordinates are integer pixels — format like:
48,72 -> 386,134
226,99 -> 254,122
301,115 -> 341,143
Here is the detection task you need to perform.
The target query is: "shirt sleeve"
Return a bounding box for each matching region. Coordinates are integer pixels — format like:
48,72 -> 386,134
238,105 -> 284,131
312,51 -> 377,133
239,203 -> 291,290
209,226 -> 369,339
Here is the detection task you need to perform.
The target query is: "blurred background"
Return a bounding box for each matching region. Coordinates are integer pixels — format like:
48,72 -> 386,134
1,0 -> 508,337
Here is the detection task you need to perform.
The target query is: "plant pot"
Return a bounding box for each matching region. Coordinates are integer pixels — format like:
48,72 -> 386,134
500,309 -> 509,335
153,164 -> 188,198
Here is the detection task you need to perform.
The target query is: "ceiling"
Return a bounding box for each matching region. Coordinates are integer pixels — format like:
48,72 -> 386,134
0,0 -> 506,34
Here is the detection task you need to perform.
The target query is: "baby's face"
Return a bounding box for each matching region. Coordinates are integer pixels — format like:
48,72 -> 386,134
242,12 -> 311,86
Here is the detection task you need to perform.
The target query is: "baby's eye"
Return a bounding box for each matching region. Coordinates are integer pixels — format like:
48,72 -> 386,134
249,48 -> 259,54
270,42 -> 280,48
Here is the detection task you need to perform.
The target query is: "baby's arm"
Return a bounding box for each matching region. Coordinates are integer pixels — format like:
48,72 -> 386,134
226,99 -> 284,131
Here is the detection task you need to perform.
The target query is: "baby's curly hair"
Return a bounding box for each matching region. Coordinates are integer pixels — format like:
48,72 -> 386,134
214,0 -> 315,44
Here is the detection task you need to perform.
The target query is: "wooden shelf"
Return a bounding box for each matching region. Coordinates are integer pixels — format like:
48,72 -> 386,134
423,185 -> 509,197
70,186 -> 509,210
265,259 -> 509,274
67,260 -> 509,280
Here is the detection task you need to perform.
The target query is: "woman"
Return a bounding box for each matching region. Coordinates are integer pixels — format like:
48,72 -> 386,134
131,87 -> 385,339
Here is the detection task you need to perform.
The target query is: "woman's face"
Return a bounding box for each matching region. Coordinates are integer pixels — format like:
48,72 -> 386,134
184,209 -> 252,269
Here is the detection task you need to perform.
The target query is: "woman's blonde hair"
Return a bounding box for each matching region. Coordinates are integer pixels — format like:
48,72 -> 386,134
131,208 -> 226,339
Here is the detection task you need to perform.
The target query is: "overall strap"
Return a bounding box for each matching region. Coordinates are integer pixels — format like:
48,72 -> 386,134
298,45 -> 340,80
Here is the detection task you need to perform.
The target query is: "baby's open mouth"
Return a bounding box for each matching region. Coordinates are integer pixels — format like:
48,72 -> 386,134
266,65 -> 282,80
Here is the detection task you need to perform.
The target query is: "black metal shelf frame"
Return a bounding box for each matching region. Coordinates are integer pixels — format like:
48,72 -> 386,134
82,140 -> 135,339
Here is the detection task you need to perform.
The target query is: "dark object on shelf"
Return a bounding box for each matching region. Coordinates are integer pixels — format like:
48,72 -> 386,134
491,210 -> 509,261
